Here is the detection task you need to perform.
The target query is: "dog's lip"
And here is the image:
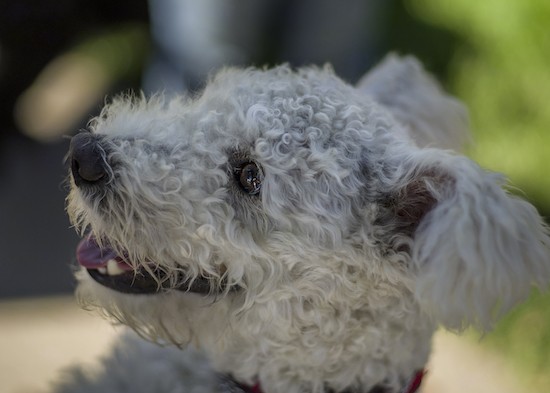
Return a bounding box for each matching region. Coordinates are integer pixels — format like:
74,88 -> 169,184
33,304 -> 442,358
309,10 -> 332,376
76,234 -> 169,294
76,234 -> 239,295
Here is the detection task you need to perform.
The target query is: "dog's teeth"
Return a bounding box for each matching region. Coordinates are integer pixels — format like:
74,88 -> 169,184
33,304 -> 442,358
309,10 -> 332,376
106,259 -> 126,276
97,267 -> 107,274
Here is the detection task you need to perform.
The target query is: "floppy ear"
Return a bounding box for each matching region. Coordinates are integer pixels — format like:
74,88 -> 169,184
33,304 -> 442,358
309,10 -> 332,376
384,149 -> 550,330
358,55 -> 550,330
357,54 -> 469,151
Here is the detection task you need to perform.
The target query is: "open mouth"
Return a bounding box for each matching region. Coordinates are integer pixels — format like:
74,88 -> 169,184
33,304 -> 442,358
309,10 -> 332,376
76,235 -> 227,295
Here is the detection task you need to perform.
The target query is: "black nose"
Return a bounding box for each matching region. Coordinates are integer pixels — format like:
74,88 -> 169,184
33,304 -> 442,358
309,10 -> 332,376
69,133 -> 109,187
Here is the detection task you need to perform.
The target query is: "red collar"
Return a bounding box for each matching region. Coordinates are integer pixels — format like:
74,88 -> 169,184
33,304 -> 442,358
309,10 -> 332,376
236,369 -> 425,393
240,384 -> 262,393
402,370 -> 425,393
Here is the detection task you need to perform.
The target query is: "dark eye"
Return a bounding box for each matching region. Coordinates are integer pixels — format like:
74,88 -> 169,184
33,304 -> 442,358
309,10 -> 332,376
235,162 -> 262,195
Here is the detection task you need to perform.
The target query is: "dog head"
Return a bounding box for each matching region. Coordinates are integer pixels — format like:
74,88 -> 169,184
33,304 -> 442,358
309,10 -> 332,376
67,60 -> 550,391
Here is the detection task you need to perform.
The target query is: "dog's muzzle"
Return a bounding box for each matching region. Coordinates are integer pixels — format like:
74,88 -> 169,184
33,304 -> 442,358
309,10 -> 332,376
69,133 -> 235,296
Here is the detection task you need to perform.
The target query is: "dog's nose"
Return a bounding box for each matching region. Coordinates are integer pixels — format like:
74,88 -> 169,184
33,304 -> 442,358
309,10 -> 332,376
69,133 -> 108,187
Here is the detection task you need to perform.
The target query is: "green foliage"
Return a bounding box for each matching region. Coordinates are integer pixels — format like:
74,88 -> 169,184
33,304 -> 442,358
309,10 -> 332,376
481,290 -> 550,389
408,0 -> 550,212
75,23 -> 150,86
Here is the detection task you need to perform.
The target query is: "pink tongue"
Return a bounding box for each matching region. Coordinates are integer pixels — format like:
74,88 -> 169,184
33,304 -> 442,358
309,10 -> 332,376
76,235 -> 131,270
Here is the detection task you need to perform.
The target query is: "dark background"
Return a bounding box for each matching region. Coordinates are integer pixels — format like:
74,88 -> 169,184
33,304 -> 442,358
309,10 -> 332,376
0,0 -> 149,297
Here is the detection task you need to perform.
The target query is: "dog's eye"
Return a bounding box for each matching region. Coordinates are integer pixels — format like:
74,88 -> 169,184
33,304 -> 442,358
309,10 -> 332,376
235,162 -> 262,195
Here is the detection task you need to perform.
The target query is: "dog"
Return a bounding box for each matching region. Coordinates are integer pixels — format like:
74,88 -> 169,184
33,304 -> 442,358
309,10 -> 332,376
59,55 -> 550,393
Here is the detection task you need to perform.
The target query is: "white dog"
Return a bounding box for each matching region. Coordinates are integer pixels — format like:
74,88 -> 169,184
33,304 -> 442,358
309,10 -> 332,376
59,55 -> 550,393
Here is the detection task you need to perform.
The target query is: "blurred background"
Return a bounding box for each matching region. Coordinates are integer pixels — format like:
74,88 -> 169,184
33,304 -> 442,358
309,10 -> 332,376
0,0 -> 548,392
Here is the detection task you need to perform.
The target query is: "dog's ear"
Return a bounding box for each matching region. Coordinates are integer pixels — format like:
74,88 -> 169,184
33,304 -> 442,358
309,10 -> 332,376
382,149 -> 550,330
375,167 -> 446,245
357,54 -> 469,151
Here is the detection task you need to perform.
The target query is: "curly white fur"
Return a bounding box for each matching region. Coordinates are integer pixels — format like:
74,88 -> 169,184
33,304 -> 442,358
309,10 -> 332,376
59,55 -> 550,393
